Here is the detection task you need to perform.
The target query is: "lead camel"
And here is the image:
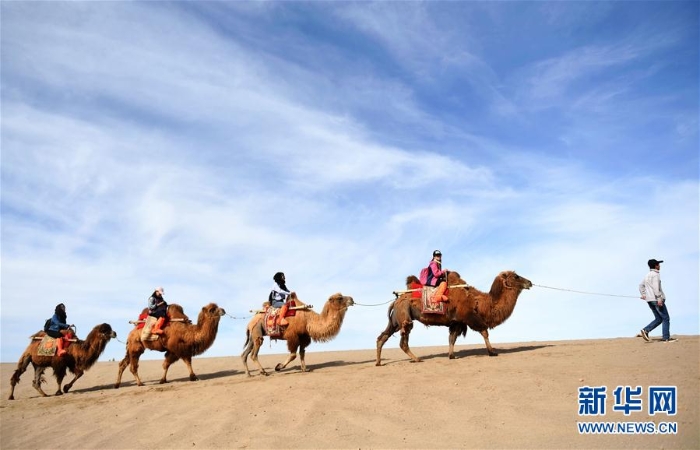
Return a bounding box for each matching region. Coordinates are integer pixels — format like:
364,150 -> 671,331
376,270 -> 532,365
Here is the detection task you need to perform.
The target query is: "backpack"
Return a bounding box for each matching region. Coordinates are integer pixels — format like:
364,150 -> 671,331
419,266 -> 430,285
43,318 -> 52,333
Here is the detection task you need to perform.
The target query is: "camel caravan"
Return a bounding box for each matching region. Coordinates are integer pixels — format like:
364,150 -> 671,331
9,252 -> 533,399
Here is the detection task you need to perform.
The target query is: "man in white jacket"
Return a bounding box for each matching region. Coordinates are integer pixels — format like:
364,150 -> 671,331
639,259 -> 676,342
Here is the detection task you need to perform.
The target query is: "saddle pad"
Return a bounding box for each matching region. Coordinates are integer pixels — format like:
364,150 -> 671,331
264,308 -> 283,338
140,316 -> 159,341
421,286 -> 446,315
37,335 -> 57,356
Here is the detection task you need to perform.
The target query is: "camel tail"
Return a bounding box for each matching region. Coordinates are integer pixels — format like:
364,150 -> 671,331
243,328 -> 251,350
386,300 -> 396,320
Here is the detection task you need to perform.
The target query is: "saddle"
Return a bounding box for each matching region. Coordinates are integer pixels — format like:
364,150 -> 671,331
36,334 -> 74,356
132,309 -> 171,341
421,287 -> 446,315
37,335 -> 59,356
263,300 -> 297,338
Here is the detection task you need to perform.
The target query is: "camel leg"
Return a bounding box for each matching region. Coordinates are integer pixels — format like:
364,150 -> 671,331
181,356 -> 198,382
251,336 -> 268,376
159,351 -> 181,384
124,348 -> 146,387
376,322 -> 400,366
52,364 -> 68,396
241,334 -> 254,377
297,335 -> 311,372
399,320 -> 422,363
62,369 -> 83,394
32,365 -> 49,398
274,353 -> 297,372
8,353 -> 32,400
479,330 -> 498,356
115,354 -> 131,388
447,324 -> 463,359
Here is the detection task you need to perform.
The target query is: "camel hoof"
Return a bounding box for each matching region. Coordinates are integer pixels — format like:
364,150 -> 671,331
409,359 -> 423,363
9,395 -> 14,401
114,384 -> 120,389
159,379 -> 167,384
375,362 -> 382,366
449,354 -> 456,359
55,391 -> 63,396
189,375 -> 198,382
274,363 -> 283,372
261,371 -> 269,377
488,352 -> 499,357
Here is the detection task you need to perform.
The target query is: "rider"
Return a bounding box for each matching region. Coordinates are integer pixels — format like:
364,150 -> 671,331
269,272 -> 292,326
147,287 -> 168,335
426,250 -> 449,304
46,303 -> 74,357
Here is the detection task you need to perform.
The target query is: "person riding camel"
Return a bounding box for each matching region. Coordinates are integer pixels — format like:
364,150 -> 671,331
46,303 -> 74,357
426,250 -> 449,304
147,287 -> 168,335
269,272 -> 292,327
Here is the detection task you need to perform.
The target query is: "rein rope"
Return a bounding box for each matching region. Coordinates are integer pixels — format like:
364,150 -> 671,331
225,312 -> 253,320
532,283 -> 639,299
354,298 -> 395,307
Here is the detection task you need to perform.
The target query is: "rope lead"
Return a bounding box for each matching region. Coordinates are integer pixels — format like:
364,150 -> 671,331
532,284 -> 639,299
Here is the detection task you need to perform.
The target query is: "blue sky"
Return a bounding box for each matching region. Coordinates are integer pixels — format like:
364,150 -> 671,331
1,1 -> 698,364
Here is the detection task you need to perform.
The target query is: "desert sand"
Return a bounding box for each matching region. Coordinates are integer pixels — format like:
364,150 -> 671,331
1,335 -> 698,449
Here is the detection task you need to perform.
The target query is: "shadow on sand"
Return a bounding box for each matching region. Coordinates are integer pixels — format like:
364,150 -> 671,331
379,344 -> 553,366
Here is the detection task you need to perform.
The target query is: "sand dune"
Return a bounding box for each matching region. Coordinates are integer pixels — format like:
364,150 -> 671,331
1,335 -> 698,449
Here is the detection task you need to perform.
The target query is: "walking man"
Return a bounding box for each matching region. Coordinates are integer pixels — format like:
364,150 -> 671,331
639,259 -> 677,342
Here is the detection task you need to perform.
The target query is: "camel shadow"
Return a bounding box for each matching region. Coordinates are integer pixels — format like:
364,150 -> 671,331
266,358 -> 376,375
422,344 -> 553,361
71,382 -> 123,394
307,358 -> 375,370
379,344 -> 552,366
165,369 -> 239,383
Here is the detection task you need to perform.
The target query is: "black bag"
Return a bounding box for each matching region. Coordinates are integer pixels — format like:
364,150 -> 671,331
43,318 -> 51,332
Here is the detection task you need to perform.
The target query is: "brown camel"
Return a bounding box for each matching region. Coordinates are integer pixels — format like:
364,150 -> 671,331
241,292 -> 354,376
114,303 -> 225,388
8,323 -> 117,400
376,270 -> 532,365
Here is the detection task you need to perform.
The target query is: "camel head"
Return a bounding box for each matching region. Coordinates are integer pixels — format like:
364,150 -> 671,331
496,271 -> 532,292
97,323 -> 117,340
201,303 -> 226,317
328,293 -> 354,310
405,275 -> 420,287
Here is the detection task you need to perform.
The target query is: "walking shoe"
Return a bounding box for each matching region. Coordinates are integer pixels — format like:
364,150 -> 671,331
661,338 -> 678,343
640,329 -> 650,342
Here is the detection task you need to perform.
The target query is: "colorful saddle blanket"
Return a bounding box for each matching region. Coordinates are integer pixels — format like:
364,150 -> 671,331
264,307 -> 283,338
37,335 -> 58,356
263,301 -> 297,338
421,286 -> 446,315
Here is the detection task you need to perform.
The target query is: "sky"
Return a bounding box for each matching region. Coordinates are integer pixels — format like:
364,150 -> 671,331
1,1 -> 698,366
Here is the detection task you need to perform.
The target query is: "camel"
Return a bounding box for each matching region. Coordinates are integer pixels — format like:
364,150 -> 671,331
376,270 -> 532,365
114,303 -> 225,388
241,292 -> 354,376
8,323 -> 117,400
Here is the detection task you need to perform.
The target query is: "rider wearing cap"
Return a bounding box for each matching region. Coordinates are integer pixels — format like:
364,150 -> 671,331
427,250 -> 449,303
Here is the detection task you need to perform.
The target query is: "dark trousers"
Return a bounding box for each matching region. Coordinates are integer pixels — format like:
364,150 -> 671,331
644,301 -> 670,340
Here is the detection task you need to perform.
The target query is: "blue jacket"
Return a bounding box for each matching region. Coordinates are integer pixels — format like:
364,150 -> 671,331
48,314 -> 69,333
